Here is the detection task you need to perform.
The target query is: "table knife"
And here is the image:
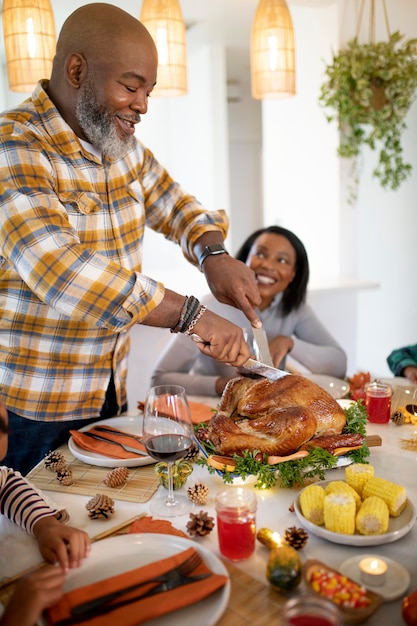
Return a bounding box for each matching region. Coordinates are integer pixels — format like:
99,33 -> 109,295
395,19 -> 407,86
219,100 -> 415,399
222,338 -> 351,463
252,325 -> 274,367
242,358 -> 289,381
80,431 -> 148,456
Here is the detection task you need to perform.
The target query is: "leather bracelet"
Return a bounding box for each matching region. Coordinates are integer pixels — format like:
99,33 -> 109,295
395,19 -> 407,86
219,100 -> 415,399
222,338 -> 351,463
170,295 -> 201,334
184,305 -> 208,335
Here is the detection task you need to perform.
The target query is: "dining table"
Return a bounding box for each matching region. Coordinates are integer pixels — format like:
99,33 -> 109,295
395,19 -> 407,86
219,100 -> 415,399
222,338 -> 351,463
1,382 -> 417,626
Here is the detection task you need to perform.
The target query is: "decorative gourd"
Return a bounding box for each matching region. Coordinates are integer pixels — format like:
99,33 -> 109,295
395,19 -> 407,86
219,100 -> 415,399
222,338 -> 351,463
257,527 -> 281,549
266,544 -> 302,591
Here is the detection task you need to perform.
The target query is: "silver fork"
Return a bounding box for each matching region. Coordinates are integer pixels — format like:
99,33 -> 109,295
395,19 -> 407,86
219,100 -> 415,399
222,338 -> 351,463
71,550 -> 203,618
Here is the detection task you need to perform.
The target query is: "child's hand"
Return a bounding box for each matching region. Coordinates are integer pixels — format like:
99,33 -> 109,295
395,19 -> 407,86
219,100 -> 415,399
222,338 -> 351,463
0,564 -> 65,626
403,366 -> 417,384
33,516 -> 90,572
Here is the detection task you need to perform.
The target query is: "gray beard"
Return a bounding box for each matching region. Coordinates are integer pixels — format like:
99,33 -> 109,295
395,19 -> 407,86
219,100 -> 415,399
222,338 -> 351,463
75,79 -> 136,160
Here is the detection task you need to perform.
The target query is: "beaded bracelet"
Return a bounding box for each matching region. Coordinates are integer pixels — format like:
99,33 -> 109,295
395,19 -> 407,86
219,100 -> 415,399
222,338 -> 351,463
170,295 -> 201,334
184,305 -> 208,336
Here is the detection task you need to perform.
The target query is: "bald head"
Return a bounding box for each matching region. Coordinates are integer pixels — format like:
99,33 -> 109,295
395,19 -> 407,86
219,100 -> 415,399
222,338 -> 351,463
52,3 -> 156,75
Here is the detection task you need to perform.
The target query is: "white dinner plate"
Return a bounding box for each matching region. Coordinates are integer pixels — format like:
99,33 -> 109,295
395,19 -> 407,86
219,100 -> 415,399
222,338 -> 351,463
303,374 -> 350,399
57,534 -> 230,626
68,415 -> 154,468
294,480 -> 417,546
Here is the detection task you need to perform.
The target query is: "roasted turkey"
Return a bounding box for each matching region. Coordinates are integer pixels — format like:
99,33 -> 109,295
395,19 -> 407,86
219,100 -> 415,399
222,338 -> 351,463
201,374 -> 356,457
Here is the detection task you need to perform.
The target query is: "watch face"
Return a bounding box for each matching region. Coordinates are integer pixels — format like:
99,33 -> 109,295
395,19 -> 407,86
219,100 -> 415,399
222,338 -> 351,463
199,244 -> 228,267
207,244 -> 226,253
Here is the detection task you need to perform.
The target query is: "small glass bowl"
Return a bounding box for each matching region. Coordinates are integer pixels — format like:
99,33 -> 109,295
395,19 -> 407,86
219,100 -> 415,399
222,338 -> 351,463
155,460 -> 193,490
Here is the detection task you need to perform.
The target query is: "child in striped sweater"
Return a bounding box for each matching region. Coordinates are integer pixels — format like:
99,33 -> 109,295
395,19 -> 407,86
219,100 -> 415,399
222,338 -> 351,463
0,399 -> 90,626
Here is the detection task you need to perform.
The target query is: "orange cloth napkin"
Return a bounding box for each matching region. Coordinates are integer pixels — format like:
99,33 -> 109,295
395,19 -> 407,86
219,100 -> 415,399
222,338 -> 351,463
45,546 -> 227,626
69,425 -> 147,460
137,399 -> 214,424
129,515 -> 188,538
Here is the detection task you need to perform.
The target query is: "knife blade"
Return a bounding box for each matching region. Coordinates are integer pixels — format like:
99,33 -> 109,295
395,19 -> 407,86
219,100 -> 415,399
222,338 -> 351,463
80,431 -> 148,456
252,326 -> 274,367
242,358 -> 289,381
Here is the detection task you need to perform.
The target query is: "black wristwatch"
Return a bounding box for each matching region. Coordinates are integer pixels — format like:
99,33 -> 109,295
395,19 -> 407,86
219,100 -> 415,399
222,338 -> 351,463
198,243 -> 229,268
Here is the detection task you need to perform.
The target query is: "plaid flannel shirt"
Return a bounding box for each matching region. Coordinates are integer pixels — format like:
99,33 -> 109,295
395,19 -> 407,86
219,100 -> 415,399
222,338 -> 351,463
0,81 -> 228,421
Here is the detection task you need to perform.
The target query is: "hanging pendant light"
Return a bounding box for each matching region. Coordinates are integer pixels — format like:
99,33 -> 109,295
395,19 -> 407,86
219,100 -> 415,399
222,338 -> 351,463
2,0 -> 56,93
250,0 -> 296,100
140,0 -> 187,97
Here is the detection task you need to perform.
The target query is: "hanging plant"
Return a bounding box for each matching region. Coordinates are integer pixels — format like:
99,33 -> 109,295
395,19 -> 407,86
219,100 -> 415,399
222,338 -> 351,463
319,31 -> 417,202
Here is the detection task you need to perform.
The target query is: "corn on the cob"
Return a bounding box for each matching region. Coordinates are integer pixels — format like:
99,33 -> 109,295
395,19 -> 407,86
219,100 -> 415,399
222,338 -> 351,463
362,476 -> 407,517
323,492 -> 356,534
345,463 -> 374,497
355,496 -> 389,535
299,484 -> 325,526
325,480 -> 362,512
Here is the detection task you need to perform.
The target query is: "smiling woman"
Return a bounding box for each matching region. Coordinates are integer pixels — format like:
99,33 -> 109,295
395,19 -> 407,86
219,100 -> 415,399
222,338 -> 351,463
150,225 -> 347,397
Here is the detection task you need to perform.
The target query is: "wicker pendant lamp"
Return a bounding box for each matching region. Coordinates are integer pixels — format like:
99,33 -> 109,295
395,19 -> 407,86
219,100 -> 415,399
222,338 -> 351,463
250,0 -> 296,100
140,0 -> 187,97
2,0 -> 56,93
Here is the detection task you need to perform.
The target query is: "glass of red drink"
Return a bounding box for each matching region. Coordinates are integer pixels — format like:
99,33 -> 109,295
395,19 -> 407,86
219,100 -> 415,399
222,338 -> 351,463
215,488 -> 257,561
365,381 -> 392,423
281,596 -> 342,626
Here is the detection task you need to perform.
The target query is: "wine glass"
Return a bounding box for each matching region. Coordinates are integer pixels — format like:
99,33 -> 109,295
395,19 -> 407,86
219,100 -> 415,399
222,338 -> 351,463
143,384 -> 194,517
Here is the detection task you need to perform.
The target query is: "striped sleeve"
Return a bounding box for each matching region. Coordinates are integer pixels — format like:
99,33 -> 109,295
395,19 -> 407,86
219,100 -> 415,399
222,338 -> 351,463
0,467 -> 58,535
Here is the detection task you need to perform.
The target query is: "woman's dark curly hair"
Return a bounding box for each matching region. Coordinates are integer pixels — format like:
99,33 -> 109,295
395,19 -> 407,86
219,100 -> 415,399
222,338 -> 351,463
235,225 -> 309,315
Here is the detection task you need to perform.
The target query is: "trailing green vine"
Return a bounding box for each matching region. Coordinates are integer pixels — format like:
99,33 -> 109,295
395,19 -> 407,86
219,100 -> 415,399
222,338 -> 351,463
319,31 -> 417,202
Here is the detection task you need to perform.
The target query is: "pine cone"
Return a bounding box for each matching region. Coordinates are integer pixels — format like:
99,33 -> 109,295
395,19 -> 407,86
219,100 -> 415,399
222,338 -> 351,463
183,442 -> 200,462
186,510 -> 215,537
284,525 -> 308,550
187,482 -> 209,505
86,494 -> 115,519
56,465 -> 74,486
104,467 -> 129,487
44,450 -> 66,472
391,409 -> 406,425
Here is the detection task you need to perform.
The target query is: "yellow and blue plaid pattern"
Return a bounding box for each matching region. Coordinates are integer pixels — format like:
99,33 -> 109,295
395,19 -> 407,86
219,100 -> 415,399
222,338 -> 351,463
0,81 -> 228,421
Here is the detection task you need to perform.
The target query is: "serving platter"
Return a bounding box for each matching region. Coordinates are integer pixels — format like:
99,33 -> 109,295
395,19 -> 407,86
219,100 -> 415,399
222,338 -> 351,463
294,480 -> 416,546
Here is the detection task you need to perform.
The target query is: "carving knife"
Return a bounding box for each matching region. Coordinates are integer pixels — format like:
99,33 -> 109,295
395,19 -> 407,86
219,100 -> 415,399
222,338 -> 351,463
190,332 -> 288,381
242,358 -> 289,381
252,325 -> 274,367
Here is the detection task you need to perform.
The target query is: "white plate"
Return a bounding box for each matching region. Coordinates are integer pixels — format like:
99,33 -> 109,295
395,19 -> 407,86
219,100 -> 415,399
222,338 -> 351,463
61,534 -> 230,626
294,480 -> 416,546
68,415 -> 154,468
340,554 -> 410,601
304,374 -> 350,399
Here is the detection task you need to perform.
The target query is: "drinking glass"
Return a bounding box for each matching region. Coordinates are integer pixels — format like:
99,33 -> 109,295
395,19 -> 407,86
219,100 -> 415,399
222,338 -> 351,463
281,596 -> 342,625
215,488 -> 257,560
365,381 -> 392,423
143,384 -> 194,517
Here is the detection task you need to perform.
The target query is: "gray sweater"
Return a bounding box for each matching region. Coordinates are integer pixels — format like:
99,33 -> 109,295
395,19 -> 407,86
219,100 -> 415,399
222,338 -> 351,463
151,293 -> 347,396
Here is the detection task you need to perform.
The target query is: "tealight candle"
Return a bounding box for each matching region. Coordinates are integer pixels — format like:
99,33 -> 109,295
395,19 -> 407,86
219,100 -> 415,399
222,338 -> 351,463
359,556 -> 387,587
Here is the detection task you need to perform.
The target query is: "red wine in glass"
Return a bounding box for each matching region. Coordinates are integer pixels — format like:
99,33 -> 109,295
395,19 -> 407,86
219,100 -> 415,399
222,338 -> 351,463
145,434 -> 193,463
143,385 -> 194,517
